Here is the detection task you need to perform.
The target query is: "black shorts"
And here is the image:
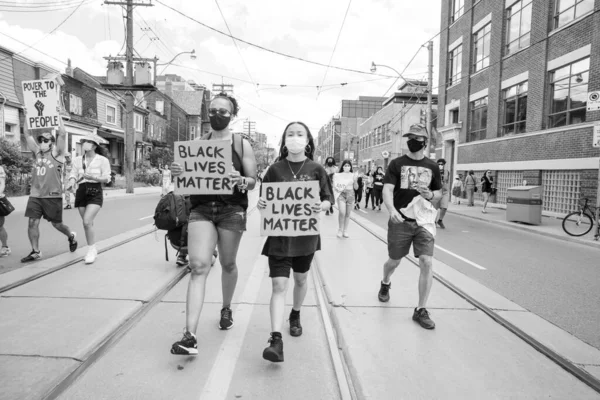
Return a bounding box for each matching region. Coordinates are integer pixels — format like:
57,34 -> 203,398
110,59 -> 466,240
268,254 -> 315,278
25,197 -> 63,223
75,183 -> 103,208
387,219 -> 435,260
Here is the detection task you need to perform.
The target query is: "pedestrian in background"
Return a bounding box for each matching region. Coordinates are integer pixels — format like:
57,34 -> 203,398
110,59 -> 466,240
481,170 -> 494,213
21,110 -> 78,263
465,170 -> 477,207
159,164 -> 173,197
334,160 -> 358,238
257,121 -> 333,363
436,158 -> 451,229
324,157 -> 337,215
451,175 -> 463,205
364,167 -> 375,209
372,166 -> 385,211
0,157 -> 10,257
67,137 -> 111,264
354,166 -> 364,210
169,92 -> 257,356
63,154 -> 74,209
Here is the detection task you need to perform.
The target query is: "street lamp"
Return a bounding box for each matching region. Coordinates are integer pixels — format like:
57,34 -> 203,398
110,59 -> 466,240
370,61 -> 415,88
154,50 -> 196,84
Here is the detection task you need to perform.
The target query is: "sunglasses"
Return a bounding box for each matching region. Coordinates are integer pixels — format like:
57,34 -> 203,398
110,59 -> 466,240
208,108 -> 232,117
37,137 -> 52,144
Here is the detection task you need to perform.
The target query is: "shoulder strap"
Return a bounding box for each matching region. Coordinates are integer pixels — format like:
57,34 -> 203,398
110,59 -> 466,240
232,134 -> 245,176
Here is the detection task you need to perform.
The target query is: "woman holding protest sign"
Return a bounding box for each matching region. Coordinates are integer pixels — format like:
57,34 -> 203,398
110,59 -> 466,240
257,121 -> 333,363
169,93 -> 257,356
333,160 -> 358,238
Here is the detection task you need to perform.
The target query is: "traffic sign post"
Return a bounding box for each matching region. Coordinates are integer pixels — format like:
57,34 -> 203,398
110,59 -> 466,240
595,124 -> 600,240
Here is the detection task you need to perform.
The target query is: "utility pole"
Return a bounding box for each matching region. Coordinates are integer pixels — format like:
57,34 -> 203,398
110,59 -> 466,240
426,40 -> 433,158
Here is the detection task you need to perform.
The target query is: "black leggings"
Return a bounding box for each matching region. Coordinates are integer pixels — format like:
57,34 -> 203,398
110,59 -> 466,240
364,189 -> 373,208
355,188 -> 363,204
372,187 -> 383,207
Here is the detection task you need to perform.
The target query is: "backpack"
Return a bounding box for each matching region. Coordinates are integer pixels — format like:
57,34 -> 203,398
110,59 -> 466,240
153,192 -> 190,231
164,223 -> 188,261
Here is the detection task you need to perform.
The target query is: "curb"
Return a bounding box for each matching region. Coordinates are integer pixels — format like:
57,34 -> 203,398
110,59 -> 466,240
447,209 -> 600,250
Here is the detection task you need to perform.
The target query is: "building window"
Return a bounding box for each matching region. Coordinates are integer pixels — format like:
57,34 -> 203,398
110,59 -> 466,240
134,114 -> 144,132
473,23 -> 491,72
190,126 -> 196,140
554,0 -> 594,29
4,123 -> 15,135
448,44 -> 462,86
451,0 -> 464,23
385,122 -> 391,142
155,100 -> 164,114
106,105 -> 116,124
449,108 -> 460,124
548,57 -> 589,128
502,81 -> 528,135
468,96 -> 488,142
149,125 -> 154,138
505,0 -> 532,55
69,94 -> 82,115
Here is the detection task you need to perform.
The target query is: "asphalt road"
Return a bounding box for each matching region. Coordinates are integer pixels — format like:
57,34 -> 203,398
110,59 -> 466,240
0,194 -> 160,274
346,205 -> 600,350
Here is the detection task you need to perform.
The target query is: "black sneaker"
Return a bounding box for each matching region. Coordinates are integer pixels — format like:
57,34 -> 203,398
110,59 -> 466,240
262,334 -> 284,362
170,330 -> 198,355
176,254 -> 189,268
412,307 -> 436,330
438,220 -> 446,229
219,307 -> 234,330
289,312 -> 302,337
68,232 -> 78,252
378,281 -> 391,302
21,250 -> 42,263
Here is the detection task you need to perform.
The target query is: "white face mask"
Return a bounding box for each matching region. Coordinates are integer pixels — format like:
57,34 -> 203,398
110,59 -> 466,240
82,142 -> 93,152
286,136 -> 307,155
343,166 -> 351,172
39,142 -> 51,152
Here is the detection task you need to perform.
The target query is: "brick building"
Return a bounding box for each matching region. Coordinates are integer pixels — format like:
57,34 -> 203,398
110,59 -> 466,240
358,82 -> 437,172
437,0 -> 600,215
316,96 -> 387,165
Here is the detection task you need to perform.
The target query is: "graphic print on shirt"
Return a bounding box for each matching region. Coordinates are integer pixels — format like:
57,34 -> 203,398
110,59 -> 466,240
35,157 -> 57,178
400,166 -> 432,190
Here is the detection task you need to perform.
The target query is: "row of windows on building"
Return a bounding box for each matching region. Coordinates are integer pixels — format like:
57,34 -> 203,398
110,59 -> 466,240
461,56 -> 589,142
359,122 -> 392,150
448,0 -> 594,86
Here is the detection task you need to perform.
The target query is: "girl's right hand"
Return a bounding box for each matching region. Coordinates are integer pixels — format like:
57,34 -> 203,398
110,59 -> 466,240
170,162 -> 183,177
257,197 -> 267,210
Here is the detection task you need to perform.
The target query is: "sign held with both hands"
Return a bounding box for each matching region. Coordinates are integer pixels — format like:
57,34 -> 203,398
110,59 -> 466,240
22,79 -> 60,129
174,140 -> 233,195
260,181 -> 321,237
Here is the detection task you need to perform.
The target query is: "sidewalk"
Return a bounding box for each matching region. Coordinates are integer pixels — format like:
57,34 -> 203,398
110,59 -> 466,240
447,200 -> 600,249
6,186 -> 161,213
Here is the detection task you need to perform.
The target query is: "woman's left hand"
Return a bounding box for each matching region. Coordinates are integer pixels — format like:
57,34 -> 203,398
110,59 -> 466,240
229,167 -> 242,186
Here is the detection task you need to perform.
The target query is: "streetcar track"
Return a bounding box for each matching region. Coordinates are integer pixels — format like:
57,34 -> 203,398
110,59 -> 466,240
348,213 -> 600,395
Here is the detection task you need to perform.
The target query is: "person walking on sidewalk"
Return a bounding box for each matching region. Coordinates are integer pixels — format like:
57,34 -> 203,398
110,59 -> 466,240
159,164 -> 173,197
378,123 -> 442,329
257,121 -> 333,362
333,160 -> 358,238
451,175 -> 463,205
481,170 -> 494,213
63,154 -> 74,209
0,158 -> 10,257
66,138 -> 111,264
436,158 -> 451,229
21,111 -> 78,263
169,92 -> 257,356
372,166 -> 385,211
465,170 -> 477,206
324,157 -> 337,215
354,166 -> 364,210
364,167 -> 375,209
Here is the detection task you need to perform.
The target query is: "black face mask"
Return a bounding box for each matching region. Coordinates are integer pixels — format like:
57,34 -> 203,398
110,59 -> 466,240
327,161 -> 333,166
407,138 -> 426,153
209,114 -> 231,131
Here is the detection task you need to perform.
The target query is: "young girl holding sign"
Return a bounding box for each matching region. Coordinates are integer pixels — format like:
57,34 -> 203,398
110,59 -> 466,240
333,160 -> 358,238
257,121 -> 333,363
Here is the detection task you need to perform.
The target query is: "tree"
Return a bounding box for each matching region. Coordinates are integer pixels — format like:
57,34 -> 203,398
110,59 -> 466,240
0,138 -> 33,195
147,147 -> 173,168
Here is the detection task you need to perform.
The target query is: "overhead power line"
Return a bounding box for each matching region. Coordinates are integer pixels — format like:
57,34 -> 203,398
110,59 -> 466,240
0,0 -> 93,12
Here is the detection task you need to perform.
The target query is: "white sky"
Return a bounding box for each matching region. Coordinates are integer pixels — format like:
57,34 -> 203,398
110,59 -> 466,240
0,0 -> 441,147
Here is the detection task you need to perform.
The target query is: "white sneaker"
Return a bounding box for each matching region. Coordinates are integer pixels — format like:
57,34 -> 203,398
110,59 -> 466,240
85,246 -> 97,264
343,232 -> 350,238
337,230 -> 343,238
0,247 -> 11,257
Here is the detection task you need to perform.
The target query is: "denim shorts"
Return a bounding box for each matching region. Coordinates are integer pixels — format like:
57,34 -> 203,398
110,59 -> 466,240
387,219 -> 434,260
338,189 -> 355,205
189,202 -> 246,232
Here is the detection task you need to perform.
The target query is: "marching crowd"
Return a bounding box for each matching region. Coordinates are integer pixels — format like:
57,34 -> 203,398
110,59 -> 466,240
0,89 -> 496,365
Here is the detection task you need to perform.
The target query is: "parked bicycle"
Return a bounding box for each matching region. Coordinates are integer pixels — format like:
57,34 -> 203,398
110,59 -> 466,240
562,198 -> 599,240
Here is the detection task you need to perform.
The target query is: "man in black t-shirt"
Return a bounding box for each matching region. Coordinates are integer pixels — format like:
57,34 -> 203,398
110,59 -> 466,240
378,123 -> 442,329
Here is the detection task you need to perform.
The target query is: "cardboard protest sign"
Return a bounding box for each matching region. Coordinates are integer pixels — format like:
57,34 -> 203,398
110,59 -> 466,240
174,140 -> 233,195
22,79 -> 60,129
260,181 -> 321,237
332,172 -> 355,203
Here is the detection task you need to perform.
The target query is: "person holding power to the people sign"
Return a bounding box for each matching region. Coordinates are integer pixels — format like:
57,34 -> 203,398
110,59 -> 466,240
257,121 -> 333,363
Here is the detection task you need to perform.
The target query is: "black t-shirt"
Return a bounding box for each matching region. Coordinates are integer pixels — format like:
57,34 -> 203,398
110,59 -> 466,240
261,158 -> 334,257
383,155 -> 442,212
373,173 -> 384,188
